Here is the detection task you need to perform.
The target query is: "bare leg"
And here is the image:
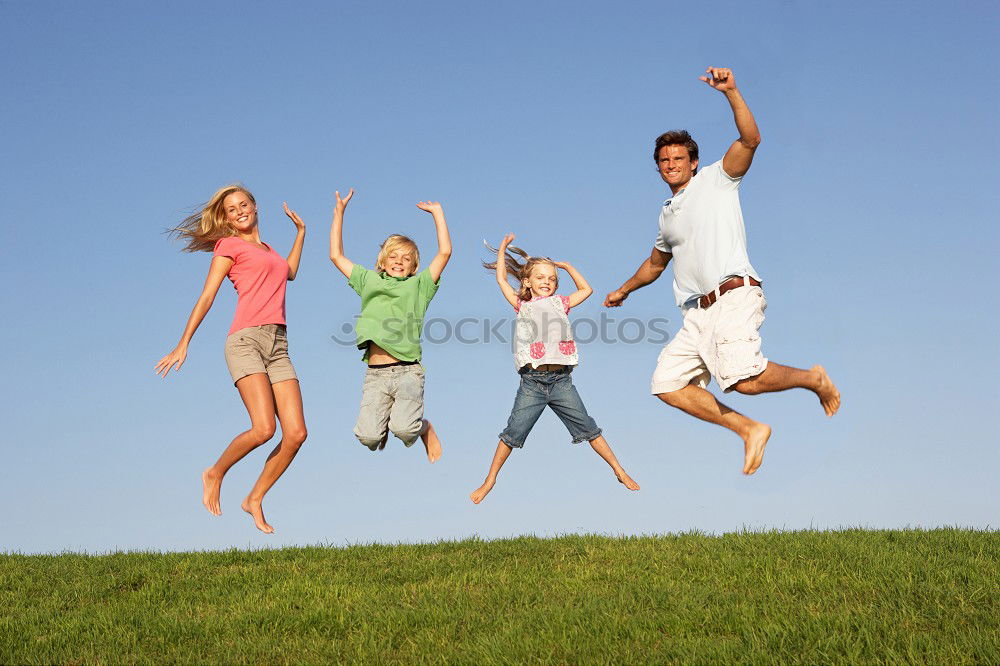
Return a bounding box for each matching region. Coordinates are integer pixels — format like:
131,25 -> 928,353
733,363 -> 841,416
202,373 -> 277,516
657,384 -> 772,475
587,435 -> 639,490
419,419 -> 442,463
470,440 -> 513,504
241,379 -> 307,534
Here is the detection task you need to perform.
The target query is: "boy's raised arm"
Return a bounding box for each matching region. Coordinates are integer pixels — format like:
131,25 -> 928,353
416,200 -> 452,283
329,189 -> 355,278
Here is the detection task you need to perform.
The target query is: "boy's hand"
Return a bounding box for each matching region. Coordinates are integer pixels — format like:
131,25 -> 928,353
416,200 -> 443,215
283,202 -> 305,230
335,188 -> 354,211
699,66 -> 738,93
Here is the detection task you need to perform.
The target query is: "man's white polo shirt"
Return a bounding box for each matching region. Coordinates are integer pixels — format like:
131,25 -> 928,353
654,160 -> 761,307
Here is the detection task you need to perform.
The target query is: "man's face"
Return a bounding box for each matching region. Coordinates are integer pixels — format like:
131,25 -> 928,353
657,144 -> 698,191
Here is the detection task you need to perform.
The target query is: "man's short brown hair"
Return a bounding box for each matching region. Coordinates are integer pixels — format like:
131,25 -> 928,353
653,130 -> 699,164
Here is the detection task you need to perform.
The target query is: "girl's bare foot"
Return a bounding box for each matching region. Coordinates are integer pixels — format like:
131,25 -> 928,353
241,497 -> 274,534
742,422 -> 772,475
470,478 -> 495,504
812,365 -> 841,417
202,468 -> 223,516
614,469 -> 640,491
420,419 -> 442,463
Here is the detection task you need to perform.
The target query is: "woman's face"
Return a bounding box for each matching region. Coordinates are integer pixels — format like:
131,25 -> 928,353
223,191 -> 257,233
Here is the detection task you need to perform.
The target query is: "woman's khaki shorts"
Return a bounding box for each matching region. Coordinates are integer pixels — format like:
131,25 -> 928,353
224,324 -> 298,385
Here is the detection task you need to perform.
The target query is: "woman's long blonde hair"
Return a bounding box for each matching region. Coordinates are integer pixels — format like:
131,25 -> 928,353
483,242 -> 558,302
169,185 -> 255,253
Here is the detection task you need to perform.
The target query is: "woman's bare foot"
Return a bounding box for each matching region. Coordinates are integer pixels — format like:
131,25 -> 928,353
812,365 -> 841,417
614,469 -> 640,491
241,497 -> 274,534
470,478 -> 496,504
420,419 -> 442,463
202,468 -> 223,516
742,422 -> 772,475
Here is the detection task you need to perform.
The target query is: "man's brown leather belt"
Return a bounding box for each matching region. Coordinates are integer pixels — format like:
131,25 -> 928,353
698,276 -> 762,308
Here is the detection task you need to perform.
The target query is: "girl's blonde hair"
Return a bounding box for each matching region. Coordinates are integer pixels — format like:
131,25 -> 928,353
169,185 -> 256,253
376,234 -> 420,274
483,243 -> 558,302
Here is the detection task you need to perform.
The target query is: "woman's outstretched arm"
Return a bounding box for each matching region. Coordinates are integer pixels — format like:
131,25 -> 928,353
155,256 -> 233,377
329,189 -> 355,278
282,202 -> 306,280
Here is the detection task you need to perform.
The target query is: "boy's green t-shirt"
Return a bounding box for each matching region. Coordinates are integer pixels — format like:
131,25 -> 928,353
348,264 -> 440,362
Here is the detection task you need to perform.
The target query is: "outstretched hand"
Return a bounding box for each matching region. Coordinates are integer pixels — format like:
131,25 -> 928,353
335,188 -> 355,211
499,232 -> 515,250
604,289 -> 629,308
154,346 -> 187,378
416,200 -> 443,215
283,202 -> 305,230
699,66 -> 738,93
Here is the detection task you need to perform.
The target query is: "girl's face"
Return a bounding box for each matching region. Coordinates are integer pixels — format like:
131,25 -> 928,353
223,191 -> 257,234
384,246 -> 417,277
524,263 -> 557,298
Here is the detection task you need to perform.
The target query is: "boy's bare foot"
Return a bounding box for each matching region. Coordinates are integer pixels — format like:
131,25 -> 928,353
742,422 -> 772,475
614,469 -> 640,491
470,478 -> 495,504
420,419 -> 442,463
241,497 -> 274,534
202,468 -> 222,516
377,432 -> 388,451
813,365 -> 841,417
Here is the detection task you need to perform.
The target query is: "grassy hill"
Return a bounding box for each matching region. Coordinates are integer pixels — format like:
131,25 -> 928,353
1,529 -> 997,663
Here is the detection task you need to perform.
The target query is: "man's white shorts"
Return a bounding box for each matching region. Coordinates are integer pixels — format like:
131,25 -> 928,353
651,286 -> 768,394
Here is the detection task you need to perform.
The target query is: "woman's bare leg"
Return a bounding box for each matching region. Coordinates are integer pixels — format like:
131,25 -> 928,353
587,435 -> 639,490
470,440 -> 513,504
202,373 -> 276,516
241,378 -> 307,534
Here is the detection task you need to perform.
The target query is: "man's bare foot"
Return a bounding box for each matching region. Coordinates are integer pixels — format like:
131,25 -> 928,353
812,365 -> 841,417
742,422 -> 772,475
614,469 -> 640,491
241,497 -> 274,534
202,468 -> 223,516
420,419 -> 442,463
470,478 -> 495,504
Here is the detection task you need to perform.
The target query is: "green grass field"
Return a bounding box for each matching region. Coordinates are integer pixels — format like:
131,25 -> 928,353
1,529 -> 997,664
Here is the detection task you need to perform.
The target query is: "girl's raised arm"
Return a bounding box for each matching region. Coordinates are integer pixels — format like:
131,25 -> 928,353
553,261 -> 593,309
495,233 -> 520,308
329,189 -> 355,278
416,200 -> 452,283
154,256 -> 234,377
282,202 -> 306,280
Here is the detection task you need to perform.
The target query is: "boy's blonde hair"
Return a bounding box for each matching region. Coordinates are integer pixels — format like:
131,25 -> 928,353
376,234 -> 420,275
483,243 -> 558,301
169,184 -> 255,253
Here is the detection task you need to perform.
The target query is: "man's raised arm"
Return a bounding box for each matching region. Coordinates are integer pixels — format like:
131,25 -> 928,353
604,247 -> 671,307
700,67 -> 760,178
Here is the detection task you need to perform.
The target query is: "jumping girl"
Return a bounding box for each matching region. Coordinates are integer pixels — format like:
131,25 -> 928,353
155,185 -> 307,534
470,233 -> 640,504
328,189 -> 451,462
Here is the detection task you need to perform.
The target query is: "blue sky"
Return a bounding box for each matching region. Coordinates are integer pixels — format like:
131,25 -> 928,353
2,0 -> 998,553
